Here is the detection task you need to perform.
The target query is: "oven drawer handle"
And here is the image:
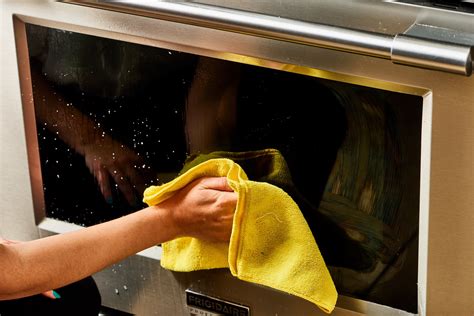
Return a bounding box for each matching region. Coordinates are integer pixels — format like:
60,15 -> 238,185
65,0 -> 473,76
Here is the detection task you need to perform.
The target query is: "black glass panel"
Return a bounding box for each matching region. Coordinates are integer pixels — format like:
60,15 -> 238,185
25,24 -> 422,313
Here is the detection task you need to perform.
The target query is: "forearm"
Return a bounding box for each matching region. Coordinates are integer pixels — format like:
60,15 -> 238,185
0,206 -> 175,300
31,66 -> 103,155
0,176 -> 237,300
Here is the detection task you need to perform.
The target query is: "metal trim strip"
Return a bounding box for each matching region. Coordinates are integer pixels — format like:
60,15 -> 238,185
63,0 -> 472,75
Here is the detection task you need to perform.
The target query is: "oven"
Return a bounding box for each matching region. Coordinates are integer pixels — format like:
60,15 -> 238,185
1,1 -> 473,315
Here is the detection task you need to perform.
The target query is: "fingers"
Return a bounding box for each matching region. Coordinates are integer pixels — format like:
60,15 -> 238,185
162,176 -> 237,242
215,191 -> 237,214
124,164 -> 147,194
109,169 -> 138,206
98,164 -> 147,206
86,158 -> 114,204
97,167 -> 112,204
197,177 -> 234,192
42,290 -> 60,300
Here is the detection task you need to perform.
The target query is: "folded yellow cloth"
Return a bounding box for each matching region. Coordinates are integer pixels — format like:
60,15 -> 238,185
143,154 -> 338,313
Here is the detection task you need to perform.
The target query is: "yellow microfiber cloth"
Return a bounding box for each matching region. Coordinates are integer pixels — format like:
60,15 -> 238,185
143,150 -> 338,313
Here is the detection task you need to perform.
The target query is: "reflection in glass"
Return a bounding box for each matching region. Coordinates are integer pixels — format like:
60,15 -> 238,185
26,24 -> 421,312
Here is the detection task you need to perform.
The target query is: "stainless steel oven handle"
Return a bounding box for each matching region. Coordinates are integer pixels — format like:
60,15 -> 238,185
65,0 -> 473,76
392,34 -> 472,76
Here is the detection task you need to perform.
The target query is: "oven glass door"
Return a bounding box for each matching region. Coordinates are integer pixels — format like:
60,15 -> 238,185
24,24 -> 422,313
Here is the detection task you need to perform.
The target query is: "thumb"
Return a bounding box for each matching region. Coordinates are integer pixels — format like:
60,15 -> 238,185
198,177 -> 234,192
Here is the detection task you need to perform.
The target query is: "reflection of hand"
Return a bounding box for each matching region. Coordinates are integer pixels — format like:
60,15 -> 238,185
160,177 -> 237,242
32,68 -> 152,206
82,136 -> 148,206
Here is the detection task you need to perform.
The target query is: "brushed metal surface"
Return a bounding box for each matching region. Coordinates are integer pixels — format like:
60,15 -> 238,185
66,0 -> 394,58
392,34 -> 472,74
64,0 -> 473,75
1,1 -> 473,315
194,0 -> 474,34
405,23 -> 474,47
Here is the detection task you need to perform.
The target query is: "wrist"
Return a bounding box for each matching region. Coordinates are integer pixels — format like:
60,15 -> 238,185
148,205 -> 180,241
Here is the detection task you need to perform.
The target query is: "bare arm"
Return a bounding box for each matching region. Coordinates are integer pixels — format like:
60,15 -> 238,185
0,177 -> 236,300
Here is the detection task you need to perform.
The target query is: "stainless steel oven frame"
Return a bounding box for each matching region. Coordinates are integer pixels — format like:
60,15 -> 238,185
1,1 -> 473,315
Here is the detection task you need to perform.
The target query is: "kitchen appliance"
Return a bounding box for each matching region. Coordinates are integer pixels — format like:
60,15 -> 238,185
1,1 -> 473,315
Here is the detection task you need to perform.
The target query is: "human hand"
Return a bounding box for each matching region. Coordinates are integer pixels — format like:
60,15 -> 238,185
161,177 -> 237,242
82,136 -> 151,206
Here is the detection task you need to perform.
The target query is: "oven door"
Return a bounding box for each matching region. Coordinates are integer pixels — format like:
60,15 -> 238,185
2,1 -> 473,315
